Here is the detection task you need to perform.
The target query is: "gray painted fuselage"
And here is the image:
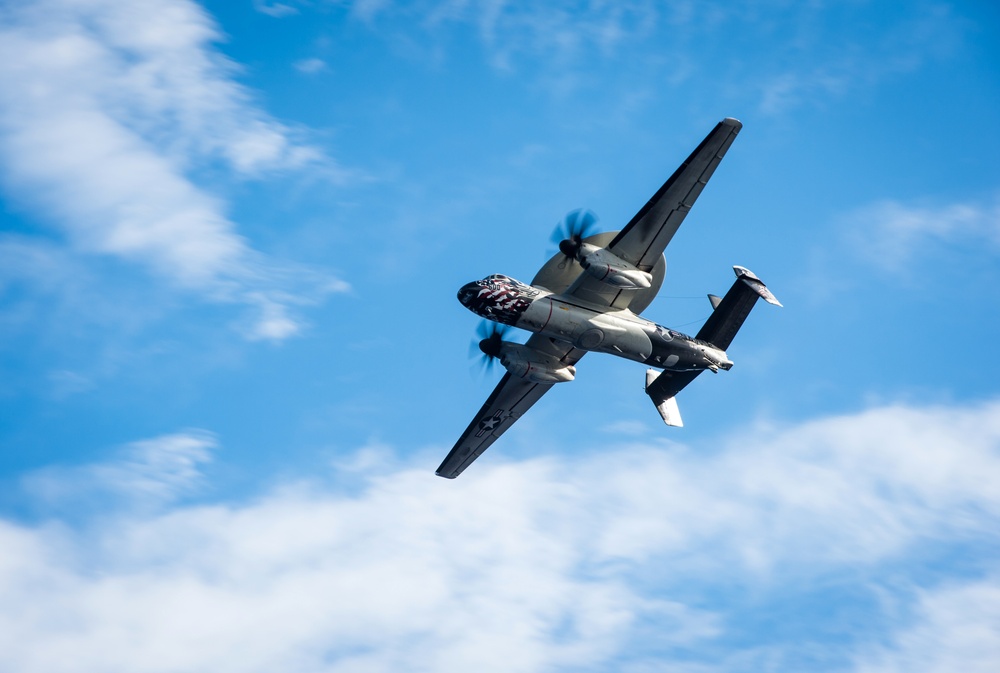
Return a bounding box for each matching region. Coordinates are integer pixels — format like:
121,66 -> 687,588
457,274 -> 732,375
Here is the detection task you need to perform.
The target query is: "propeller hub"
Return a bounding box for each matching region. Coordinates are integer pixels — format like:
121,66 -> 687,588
558,238 -> 581,259
551,209 -> 598,263
479,336 -> 502,358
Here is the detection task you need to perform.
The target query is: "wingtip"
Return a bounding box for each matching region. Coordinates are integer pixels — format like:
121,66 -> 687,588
733,265 -> 781,307
722,117 -> 743,131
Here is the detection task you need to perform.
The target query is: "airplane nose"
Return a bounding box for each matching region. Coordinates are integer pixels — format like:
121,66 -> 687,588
457,281 -> 481,308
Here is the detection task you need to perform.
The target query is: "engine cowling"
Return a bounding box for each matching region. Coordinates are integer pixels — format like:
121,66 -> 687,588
575,243 -> 653,289
499,343 -> 576,383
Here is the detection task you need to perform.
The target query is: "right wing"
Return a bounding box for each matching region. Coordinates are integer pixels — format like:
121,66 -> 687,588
437,337 -> 585,479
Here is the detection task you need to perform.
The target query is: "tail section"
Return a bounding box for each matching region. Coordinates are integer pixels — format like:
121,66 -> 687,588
644,368 -> 699,427
695,266 -> 781,350
645,369 -> 684,426
645,266 -> 779,427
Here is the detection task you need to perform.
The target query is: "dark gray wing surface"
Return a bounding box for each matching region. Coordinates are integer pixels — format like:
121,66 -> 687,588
566,118 -> 742,310
696,266 -> 782,350
436,374 -> 550,479
436,337 -> 586,479
645,369 -> 701,405
608,118 -> 742,271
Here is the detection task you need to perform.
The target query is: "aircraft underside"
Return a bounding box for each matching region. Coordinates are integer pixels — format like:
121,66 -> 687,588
437,118 -> 781,479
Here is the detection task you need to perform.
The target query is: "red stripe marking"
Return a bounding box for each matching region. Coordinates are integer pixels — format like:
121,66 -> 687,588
540,298 -> 553,331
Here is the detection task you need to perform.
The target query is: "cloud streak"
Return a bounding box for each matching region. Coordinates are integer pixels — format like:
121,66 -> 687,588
2,399 -> 998,671
0,0 -> 346,340
844,197 -> 1000,271
261,2 -> 965,114
23,430 -> 217,510
855,579 -> 1000,673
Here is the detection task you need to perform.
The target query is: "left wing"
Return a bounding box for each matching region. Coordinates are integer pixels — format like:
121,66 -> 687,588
437,337 -> 585,478
566,118 -> 742,310
606,118 -> 742,271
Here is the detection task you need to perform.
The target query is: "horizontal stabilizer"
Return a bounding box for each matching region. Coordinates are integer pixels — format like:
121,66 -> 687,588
696,266 -> 781,350
645,368 -> 693,427
707,293 -> 722,309
655,395 -> 683,426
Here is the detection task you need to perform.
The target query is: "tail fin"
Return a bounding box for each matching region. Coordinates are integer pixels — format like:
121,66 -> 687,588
696,266 -> 781,350
645,368 -> 700,426
645,369 -> 684,426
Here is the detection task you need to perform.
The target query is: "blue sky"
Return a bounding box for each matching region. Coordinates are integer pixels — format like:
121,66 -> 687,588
0,0 -> 998,670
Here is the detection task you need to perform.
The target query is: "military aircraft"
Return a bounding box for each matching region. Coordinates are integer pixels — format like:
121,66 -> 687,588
437,118 -> 780,479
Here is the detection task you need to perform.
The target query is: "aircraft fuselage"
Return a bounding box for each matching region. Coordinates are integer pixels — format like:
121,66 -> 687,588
458,274 -> 732,374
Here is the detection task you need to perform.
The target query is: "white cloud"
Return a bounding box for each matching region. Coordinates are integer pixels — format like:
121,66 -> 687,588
23,430 -> 217,509
2,400 -> 999,671
854,579 -> 1000,673
293,57 -> 328,74
755,4 -> 964,115
303,0 -> 661,71
270,2 -> 962,113
253,0 -> 300,18
0,0 -> 347,341
844,197 -> 1000,271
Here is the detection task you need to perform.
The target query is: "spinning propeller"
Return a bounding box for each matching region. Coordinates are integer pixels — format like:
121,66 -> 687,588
550,208 -> 598,264
471,321 -> 508,371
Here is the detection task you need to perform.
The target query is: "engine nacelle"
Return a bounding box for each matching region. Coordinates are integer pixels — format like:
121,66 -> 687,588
499,343 -> 576,383
576,243 -> 653,289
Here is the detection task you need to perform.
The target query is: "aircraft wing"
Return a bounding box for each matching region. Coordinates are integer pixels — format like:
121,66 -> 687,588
437,337 -> 586,478
565,118 -> 742,310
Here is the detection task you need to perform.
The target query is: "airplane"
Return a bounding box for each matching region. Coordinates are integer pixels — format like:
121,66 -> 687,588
436,117 -> 781,479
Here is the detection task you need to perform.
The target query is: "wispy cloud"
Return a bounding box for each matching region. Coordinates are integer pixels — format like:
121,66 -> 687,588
416,0 -> 660,71
843,197 -> 1000,272
0,0 -> 347,341
2,399 -> 998,671
854,580 -> 1000,673
293,57 -> 328,74
261,1 -> 662,71
23,430 -> 217,510
253,0 -> 300,18
276,2 -> 964,115
754,3 -> 965,115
